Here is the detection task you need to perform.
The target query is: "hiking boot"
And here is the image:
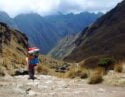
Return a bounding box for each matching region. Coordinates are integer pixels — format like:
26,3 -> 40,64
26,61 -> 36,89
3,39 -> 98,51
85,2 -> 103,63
28,76 -> 37,80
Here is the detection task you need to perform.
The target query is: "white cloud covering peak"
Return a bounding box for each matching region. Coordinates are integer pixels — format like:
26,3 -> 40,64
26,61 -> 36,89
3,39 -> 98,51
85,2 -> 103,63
0,0 -> 122,17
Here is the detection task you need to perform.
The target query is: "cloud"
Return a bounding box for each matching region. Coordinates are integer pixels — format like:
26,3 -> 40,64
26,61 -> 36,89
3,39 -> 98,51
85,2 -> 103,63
0,0 -> 122,17
58,0 -> 122,13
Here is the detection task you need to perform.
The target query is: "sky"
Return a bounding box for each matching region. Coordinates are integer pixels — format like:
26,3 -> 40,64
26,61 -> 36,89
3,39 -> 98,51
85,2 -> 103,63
0,0 -> 123,17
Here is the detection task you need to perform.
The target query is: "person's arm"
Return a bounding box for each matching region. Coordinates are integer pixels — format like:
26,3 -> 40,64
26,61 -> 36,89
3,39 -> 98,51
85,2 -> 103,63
26,57 -> 29,66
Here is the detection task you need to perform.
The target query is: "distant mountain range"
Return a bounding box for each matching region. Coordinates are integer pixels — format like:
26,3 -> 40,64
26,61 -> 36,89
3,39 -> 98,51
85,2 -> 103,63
65,0 -> 125,62
0,11 -> 102,54
14,13 -> 60,54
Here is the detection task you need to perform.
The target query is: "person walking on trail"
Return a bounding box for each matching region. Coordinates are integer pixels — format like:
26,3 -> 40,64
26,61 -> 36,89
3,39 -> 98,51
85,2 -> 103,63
26,47 -> 40,79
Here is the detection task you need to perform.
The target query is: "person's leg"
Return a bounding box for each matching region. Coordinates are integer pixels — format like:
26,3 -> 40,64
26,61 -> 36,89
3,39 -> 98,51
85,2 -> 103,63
32,65 -> 37,79
32,65 -> 38,79
32,66 -> 35,78
28,65 -> 34,79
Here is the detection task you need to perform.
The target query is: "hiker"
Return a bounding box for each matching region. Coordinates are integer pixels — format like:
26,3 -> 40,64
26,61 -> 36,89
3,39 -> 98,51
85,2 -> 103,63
26,47 -> 40,79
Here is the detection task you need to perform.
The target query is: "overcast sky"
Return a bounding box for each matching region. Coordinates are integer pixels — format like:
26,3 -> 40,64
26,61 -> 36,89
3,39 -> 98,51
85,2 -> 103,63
0,0 -> 123,17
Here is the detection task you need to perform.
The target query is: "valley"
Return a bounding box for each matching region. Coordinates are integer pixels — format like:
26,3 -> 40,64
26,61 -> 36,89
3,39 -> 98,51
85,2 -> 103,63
0,0 -> 125,97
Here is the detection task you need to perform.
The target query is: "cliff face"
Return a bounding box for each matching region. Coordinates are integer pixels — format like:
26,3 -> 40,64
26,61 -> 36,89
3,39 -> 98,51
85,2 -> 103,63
0,22 -> 28,74
65,0 -> 125,62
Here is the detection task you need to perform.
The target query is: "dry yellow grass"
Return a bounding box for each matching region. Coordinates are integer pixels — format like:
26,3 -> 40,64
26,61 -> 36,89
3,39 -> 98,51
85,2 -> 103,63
114,64 -> 123,73
36,63 -> 66,78
36,64 -> 51,75
0,67 -> 5,76
65,65 -> 88,79
88,67 -> 104,84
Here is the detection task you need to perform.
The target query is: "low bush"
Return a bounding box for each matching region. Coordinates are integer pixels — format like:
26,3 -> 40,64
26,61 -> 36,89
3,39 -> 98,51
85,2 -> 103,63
88,67 -> 104,84
0,67 -> 5,76
114,64 -> 123,73
98,57 -> 114,70
65,66 -> 88,79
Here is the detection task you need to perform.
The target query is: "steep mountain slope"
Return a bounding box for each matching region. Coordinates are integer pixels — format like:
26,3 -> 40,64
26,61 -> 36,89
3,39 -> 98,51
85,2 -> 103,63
48,12 -> 102,59
14,13 -> 60,54
14,12 -> 102,54
48,33 -> 80,59
45,12 -> 102,37
65,0 -> 125,62
0,22 -> 28,75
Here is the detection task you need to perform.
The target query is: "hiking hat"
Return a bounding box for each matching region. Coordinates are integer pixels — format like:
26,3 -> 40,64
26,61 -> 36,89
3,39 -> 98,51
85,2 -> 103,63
28,47 -> 40,54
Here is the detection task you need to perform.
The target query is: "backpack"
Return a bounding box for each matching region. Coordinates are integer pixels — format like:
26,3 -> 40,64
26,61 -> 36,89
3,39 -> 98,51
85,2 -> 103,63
29,57 -> 39,65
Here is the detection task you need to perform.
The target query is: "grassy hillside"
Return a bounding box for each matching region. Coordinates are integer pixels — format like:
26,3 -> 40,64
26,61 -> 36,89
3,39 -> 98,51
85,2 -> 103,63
65,0 -> 125,63
0,22 -> 28,75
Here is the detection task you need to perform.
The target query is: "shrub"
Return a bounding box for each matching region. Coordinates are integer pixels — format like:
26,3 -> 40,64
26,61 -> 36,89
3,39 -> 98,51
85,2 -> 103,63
114,64 -> 123,73
65,66 -> 88,79
98,57 -> 114,70
65,68 -> 77,78
88,67 -> 104,84
0,67 -> 5,76
88,73 -> 103,84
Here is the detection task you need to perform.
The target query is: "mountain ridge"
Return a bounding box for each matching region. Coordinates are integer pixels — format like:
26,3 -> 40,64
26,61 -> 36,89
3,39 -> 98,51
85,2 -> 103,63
0,11 -> 102,54
48,33 -> 80,59
64,0 -> 125,62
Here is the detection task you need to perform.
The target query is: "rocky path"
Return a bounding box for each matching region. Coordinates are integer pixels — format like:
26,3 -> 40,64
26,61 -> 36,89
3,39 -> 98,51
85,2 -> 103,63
0,75 -> 125,97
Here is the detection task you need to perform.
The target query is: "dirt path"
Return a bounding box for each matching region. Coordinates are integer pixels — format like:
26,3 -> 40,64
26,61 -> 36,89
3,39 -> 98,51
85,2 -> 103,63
0,75 -> 125,97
